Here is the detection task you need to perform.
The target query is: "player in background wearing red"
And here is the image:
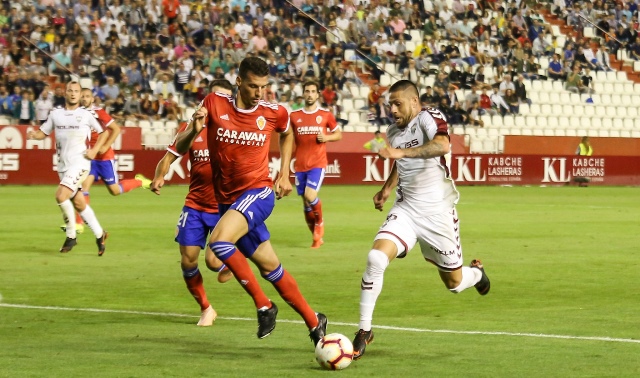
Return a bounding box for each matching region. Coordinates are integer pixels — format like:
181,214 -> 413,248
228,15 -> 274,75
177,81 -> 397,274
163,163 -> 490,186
61,89 -> 151,234
177,57 -> 327,345
27,81 -> 109,255
290,80 -> 342,248
150,80 -> 234,327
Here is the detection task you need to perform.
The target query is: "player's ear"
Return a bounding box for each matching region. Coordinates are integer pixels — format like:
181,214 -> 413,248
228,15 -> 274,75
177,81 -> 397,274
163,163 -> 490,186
236,76 -> 242,88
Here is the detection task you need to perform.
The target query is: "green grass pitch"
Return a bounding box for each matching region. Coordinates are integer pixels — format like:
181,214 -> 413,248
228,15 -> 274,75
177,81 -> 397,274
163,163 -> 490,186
1,185 -> 639,377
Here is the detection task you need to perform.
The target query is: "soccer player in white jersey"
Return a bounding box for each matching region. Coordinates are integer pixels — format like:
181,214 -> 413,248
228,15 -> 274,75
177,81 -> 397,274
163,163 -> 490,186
352,80 -> 491,359
27,81 -> 109,255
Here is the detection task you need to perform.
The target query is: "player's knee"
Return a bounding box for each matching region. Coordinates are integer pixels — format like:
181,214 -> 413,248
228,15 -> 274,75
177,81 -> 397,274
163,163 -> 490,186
106,185 -> 121,196
209,241 -> 236,260
366,249 -> 390,273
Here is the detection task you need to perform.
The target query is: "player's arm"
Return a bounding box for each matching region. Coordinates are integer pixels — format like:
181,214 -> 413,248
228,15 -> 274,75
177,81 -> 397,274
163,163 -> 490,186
274,126 -> 294,200
86,131 -> 109,160
373,161 -> 398,211
151,152 -> 179,195
379,134 -> 450,160
27,130 -> 47,140
317,127 -> 342,143
99,121 -> 121,154
175,105 -> 207,154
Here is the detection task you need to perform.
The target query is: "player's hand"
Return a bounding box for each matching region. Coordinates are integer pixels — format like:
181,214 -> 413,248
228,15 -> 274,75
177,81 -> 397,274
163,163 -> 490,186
84,149 -> 97,160
274,173 -> 292,200
192,106 -> 208,133
378,147 -> 403,160
151,177 -> 164,195
316,131 -> 326,143
373,189 -> 390,211
27,131 -> 37,139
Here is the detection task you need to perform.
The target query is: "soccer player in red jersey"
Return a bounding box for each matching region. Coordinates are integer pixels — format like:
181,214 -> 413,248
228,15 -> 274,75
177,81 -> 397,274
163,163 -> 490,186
177,57 -> 328,345
61,89 -> 151,234
290,80 -> 342,248
150,80 -> 234,327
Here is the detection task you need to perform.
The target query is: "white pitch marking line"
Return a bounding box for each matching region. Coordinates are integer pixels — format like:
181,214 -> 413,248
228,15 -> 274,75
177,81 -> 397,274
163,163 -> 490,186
1,303 -> 639,344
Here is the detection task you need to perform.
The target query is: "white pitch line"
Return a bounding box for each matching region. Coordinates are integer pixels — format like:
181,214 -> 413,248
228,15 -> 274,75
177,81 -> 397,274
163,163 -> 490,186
1,303 -> 639,344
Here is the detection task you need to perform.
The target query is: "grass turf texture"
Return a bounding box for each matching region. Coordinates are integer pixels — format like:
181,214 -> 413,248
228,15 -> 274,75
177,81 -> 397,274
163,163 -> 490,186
0,185 -> 639,377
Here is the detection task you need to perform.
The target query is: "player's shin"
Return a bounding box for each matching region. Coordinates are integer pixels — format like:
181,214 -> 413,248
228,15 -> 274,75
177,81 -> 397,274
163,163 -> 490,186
183,267 -> 210,311
118,179 -> 142,194
309,198 -> 323,225
448,266 -> 482,293
79,205 -> 104,238
262,264 -> 319,329
59,199 -> 77,238
75,192 -> 90,225
303,207 -> 315,233
359,249 -> 390,331
209,241 -> 271,309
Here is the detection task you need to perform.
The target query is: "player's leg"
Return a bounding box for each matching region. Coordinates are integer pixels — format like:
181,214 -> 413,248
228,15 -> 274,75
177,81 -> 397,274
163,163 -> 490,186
175,206 -> 217,325
71,175 -> 107,256
295,171 -> 315,235
303,168 -> 326,247
353,210 -> 418,360
419,208 -> 490,295
56,182 -> 80,252
246,237 -> 327,345
202,213 -> 233,284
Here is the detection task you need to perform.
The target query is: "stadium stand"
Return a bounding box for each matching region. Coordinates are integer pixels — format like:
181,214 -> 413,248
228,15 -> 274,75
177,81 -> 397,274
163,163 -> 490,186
0,0 -> 639,152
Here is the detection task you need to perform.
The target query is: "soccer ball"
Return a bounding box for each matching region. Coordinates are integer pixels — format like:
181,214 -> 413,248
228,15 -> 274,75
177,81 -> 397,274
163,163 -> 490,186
314,333 -> 354,370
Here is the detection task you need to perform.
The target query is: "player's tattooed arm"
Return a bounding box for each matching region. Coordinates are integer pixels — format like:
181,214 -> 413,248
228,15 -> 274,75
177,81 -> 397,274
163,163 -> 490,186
378,134 -> 450,160
176,106 -> 207,154
374,162 -> 397,211
151,153 -> 178,195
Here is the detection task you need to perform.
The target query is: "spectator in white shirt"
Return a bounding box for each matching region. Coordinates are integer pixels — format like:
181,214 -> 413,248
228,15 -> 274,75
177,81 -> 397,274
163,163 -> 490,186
490,87 -> 511,116
35,91 -> 54,124
234,16 -> 253,41
498,74 -> 515,96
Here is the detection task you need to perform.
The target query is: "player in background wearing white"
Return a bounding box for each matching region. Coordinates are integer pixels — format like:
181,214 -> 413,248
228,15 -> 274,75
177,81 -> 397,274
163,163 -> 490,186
27,81 -> 110,255
352,80 -> 491,359
150,80 -> 234,326
290,80 -> 342,248
61,89 -> 151,234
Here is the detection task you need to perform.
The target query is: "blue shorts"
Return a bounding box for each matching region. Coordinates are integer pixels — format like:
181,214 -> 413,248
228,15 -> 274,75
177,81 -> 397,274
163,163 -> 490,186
219,187 -> 274,257
295,168 -> 325,196
175,206 -> 221,248
90,160 -> 118,185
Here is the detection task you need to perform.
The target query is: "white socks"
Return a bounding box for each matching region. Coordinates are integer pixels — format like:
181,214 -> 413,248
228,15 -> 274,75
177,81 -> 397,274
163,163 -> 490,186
80,205 -> 104,238
59,200 -> 76,239
449,266 -> 482,294
358,249 -> 389,331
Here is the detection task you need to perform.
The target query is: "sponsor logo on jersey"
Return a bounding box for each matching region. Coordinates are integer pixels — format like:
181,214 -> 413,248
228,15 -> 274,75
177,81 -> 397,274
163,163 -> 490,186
192,149 -> 209,162
216,128 -> 266,146
296,126 -> 324,135
256,116 -> 266,130
220,114 -> 229,120
315,115 -> 322,124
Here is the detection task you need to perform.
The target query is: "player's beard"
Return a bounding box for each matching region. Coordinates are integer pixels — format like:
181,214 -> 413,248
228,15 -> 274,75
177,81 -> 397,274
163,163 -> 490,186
305,98 -> 316,106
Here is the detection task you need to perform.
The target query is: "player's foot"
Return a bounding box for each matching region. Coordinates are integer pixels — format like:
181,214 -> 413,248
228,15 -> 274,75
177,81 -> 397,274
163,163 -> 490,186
352,329 -> 374,360
257,301 -> 278,339
60,223 -> 84,234
217,265 -> 234,283
135,174 -> 152,189
310,238 -> 324,249
197,305 -> 217,326
312,222 -> 324,243
470,259 -> 491,295
59,237 -> 77,253
309,313 -> 328,346
96,232 -> 108,256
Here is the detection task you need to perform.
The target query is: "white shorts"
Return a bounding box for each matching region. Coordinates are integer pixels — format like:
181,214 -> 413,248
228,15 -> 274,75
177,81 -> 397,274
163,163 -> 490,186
58,165 -> 90,195
374,206 -> 463,271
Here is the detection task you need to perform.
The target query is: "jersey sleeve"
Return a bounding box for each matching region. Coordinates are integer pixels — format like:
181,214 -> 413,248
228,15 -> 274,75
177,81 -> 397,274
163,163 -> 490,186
326,111 -> 339,132
86,110 -> 104,133
95,108 -> 115,128
167,121 -> 189,157
419,108 -> 449,141
275,106 -> 290,133
40,112 -> 54,135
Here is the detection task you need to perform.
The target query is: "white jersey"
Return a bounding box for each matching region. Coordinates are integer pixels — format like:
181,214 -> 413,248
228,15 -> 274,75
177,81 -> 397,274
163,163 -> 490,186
386,107 -> 459,217
40,106 -> 104,172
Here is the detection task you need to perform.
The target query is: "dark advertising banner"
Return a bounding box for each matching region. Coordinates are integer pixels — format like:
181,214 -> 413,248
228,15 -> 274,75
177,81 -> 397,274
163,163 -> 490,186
1,151 -> 638,186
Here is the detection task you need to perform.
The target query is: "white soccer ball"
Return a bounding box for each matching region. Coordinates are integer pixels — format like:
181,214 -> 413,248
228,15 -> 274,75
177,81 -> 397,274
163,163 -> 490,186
315,333 -> 354,370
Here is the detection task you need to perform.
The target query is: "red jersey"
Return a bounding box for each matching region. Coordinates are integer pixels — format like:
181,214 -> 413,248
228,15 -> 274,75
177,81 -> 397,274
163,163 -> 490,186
167,122 -> 218,213
290,107 -> 338,172
202,93 -> 289,204
87,106 -> 115,160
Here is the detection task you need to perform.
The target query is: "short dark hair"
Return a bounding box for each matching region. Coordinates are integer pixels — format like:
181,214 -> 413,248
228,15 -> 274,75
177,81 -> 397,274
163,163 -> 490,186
238,57 -> 269,79
302,80 -> 319,92
388,80 -> 419,97
210,79 -> 233,92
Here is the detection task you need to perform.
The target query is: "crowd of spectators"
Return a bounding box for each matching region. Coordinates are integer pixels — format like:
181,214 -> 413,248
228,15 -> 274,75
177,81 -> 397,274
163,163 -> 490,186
0,0 -> 638,129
